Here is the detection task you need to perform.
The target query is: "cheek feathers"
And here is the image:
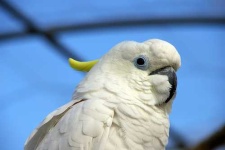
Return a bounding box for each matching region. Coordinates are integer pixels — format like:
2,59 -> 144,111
150,75 -> 171,94
128,74 -> 171,105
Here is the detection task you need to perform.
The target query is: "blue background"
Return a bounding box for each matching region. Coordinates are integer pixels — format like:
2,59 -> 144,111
1,0 -> 225,149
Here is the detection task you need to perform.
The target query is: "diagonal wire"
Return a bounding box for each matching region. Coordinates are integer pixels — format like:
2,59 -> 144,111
0,0 -> 82,60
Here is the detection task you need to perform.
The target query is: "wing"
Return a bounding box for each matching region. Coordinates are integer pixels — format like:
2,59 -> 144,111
25,99 -> 114,150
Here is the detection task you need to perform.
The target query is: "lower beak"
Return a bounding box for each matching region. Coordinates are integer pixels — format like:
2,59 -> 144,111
150,66 -> 177,103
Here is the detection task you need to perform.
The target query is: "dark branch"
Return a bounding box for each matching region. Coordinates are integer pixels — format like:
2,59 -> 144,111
1,15 -> 225,41
48,17 -> 225,33
0,0 -> 81,60
0,0 -> 36,30
192,125 -> 225,150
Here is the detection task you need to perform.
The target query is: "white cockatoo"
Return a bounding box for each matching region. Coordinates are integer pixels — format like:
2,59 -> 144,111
25,39 -> 181,150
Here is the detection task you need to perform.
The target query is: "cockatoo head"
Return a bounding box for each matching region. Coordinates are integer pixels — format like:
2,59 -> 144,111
70,39 -> 181,109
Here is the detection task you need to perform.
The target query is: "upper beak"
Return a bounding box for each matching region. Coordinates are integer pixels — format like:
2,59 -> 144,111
150,66 -> 177,103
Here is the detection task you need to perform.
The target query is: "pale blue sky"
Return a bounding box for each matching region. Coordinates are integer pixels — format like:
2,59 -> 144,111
1,0 -> 225,149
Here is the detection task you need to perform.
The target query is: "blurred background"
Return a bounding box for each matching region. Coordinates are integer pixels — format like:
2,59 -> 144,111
1,0 -> 225,150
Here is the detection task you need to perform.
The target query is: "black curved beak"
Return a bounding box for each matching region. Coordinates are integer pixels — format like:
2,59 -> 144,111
150,66 -> 177,103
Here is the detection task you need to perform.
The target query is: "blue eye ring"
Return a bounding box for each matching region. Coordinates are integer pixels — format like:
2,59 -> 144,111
134,55 -> 149,70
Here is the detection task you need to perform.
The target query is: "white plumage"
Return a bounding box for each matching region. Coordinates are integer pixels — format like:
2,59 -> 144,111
25,39 -> 181,150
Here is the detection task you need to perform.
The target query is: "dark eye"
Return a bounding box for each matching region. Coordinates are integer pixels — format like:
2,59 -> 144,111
134,55 -> 149,70
136,57 -> 145,65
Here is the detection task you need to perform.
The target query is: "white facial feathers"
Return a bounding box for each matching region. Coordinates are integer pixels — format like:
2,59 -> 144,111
76,39 -> 181,106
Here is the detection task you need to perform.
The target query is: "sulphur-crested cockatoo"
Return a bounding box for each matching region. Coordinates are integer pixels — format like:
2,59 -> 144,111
25,39 -> 181,150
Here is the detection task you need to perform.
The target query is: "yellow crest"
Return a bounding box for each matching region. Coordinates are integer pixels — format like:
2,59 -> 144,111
68,58 -> 98,72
